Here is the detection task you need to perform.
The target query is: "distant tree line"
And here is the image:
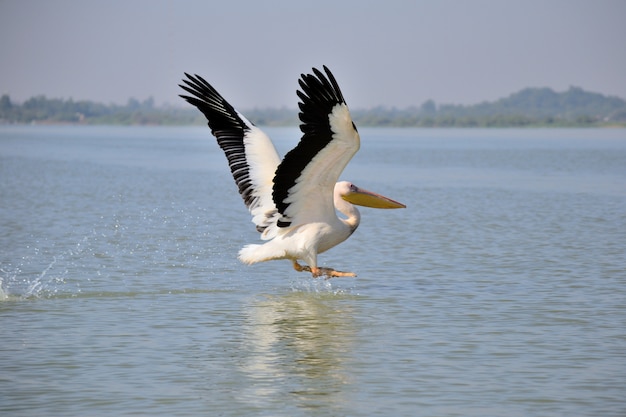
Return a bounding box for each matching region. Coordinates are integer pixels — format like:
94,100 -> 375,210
240,87 -> 626,127
1,86 -> 625,127
0,95 -> 198,125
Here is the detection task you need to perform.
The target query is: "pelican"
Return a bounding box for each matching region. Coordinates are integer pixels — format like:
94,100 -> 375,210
179,66 -> 405,278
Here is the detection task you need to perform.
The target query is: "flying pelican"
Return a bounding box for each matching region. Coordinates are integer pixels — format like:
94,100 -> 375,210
179,66 -> 405,278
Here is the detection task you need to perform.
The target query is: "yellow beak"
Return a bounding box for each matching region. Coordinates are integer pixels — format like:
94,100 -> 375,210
342,185 -> 406,209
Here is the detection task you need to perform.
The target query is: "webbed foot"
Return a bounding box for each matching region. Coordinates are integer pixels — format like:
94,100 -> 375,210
292,261 -> 356,279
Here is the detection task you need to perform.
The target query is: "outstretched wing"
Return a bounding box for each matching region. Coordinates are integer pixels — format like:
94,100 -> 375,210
179,73 -> 281,237
272,66 -> 360,228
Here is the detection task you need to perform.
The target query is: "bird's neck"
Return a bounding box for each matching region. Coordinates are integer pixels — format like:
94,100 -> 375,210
334,195 -> 361,233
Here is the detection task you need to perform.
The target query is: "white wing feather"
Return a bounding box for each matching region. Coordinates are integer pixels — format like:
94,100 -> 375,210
282,103 -> 359,226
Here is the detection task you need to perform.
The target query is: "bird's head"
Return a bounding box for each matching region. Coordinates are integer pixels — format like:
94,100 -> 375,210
336,181 -> 406,209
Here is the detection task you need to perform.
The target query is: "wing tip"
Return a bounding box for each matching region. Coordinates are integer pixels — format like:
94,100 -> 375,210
297,65 -> 346,108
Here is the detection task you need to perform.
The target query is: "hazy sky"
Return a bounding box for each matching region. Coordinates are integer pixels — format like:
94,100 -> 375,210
1,0 -> 625,109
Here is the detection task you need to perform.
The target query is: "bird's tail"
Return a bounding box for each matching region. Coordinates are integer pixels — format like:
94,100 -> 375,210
238,244 -> 286,265
238,245 -> 262,265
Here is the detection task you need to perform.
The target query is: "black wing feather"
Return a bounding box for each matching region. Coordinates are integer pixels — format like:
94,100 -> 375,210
272,66 -> 348,225
179,73 -> 257,209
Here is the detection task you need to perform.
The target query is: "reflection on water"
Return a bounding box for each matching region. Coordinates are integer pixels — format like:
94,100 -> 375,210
240,291 -> 357,411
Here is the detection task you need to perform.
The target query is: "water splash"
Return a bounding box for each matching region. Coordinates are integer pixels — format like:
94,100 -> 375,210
1,257 -> 66,300
288,275 -> 358,297
24,256 -> 53,296
0,236 -> 88,300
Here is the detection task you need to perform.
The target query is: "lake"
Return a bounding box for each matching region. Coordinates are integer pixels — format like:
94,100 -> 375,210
1,125 -> 625,416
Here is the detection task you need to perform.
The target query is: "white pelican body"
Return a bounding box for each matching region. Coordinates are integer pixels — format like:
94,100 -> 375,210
180,66 -> 405,277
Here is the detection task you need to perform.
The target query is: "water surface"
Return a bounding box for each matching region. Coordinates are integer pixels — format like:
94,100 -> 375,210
1,126 -> 625,416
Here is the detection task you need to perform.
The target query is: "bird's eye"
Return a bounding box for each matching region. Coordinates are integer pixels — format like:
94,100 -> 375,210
349,183 -> 358,192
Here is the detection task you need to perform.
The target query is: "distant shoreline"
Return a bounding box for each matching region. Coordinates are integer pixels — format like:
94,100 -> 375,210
2,85 -> 625,128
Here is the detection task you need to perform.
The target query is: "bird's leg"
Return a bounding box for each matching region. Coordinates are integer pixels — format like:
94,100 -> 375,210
292,260 -> 311,273
318,267 -> 357,279
292,261 -> 356,279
